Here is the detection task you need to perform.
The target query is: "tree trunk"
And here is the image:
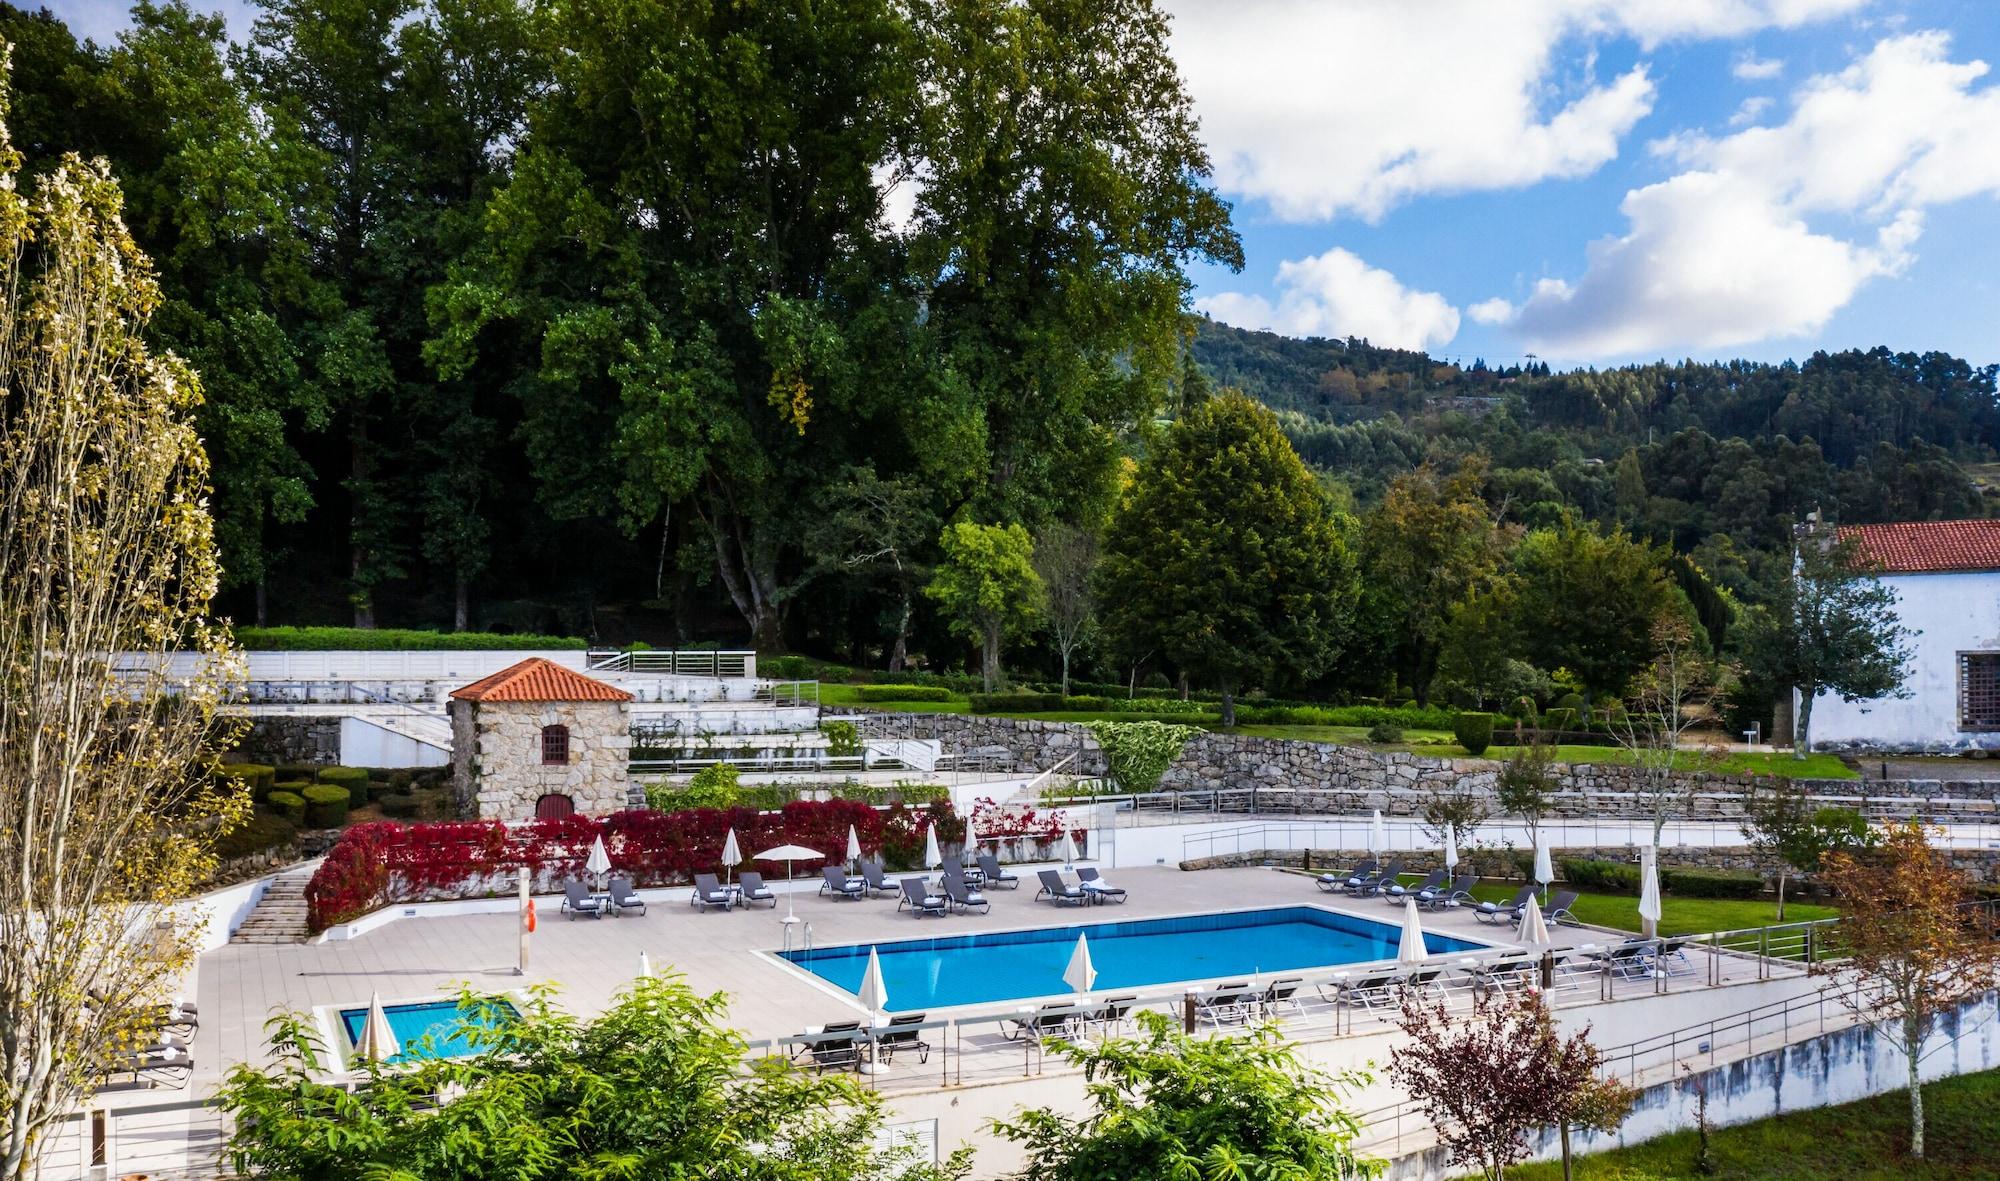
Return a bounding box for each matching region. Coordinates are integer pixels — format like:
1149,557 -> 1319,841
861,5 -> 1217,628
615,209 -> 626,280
981,624 -> 1001,692
1060,647 -> 1071,697
1908,1017 -> 1925,1157
888,591 -> 910,673
1219,684 -> 1236,728
350,418 -> 373,630
1776,869 -> 1788,922
1560,1121 -> 1574,1181
1793,690 -> 1813,759
453,573 -> 469,632
254,577 -> 268,629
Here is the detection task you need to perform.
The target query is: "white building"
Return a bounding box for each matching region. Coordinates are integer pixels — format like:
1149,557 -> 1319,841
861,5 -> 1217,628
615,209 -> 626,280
1807,519 -> 2000,753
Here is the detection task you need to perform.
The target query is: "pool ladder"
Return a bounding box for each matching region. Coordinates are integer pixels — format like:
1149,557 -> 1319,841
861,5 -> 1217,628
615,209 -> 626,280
782,919 -> 813,957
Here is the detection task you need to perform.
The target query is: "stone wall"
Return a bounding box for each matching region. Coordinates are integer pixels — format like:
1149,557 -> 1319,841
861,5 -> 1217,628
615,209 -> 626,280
459,698 -> 635,820
236,715 -> 341,765
1179,843 -> 2000,884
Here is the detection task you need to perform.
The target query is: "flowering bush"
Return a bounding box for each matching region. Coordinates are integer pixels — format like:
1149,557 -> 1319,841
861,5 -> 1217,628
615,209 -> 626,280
1085,720 -> 1201,793
301,797 -> 1043,932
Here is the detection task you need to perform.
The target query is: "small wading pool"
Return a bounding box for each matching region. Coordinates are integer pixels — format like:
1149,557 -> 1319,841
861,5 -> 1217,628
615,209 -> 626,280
337,999 -> 517,1064
780,906 -> 1487,1010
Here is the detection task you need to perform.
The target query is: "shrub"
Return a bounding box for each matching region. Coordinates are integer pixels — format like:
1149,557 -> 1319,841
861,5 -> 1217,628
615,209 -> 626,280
300,786 -> 349,827
217,763 -> 276,797
266,790 -> 307,825
1453,712 -> 1495,756
1086,720 -> 1202,793
1366,721 -> 1405,743
413,787 -> 453,821
274,764 -> 318,784
1539,707 -> 1576,733
379,793 -> 421,819
214,811 -> 299,860
853,684 -> 955,703
269,780 -> 310,807
386,769 -> 414,792
316,766 -> 371,809
235,626 -> 587,650
1561,857 -> 1639,892
761,654 -> 813,680
1663,867 -> 1765,899
969,691 -> 1065,713
823,720 -> 861,757
1554,693 -> 1587,723
647,762 -> 740,812
1234,703 -> 1462,730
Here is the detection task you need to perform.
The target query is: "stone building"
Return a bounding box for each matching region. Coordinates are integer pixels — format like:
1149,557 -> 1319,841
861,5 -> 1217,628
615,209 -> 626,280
448,657 -> 635,821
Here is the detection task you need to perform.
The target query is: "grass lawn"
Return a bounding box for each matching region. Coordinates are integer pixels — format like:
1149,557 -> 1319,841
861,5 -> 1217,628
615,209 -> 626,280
1494,1064 -> 2000,1179
1458,881 -> 1837,936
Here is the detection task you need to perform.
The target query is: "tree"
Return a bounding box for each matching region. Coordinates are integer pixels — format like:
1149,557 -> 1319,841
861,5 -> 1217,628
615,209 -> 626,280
0,98 -> 245,1175
1391,991 -> 1634,1181
1098,393 -> 1357,725
925,521 -> 1044,691
1742,534 -> 1913,758
991,1009 -> 1381,1181
1085,721 -> 1200,794
1739,778 -> 1877,920
1509,519 -> 1672,700
1816,822 -> 2000,1159
219,978 -> 967,1180
1420,786 -> 1491,850
1606,613 -> 1719,849
1034,521 -> 1099,696
1357,459 -> 1503,702
810,465 -> 939,671
1496,716 -> 1557,847
1435,579 -> 1520,708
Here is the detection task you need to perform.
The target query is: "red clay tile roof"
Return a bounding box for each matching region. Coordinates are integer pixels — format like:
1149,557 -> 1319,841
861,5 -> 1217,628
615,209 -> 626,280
449,658 -> 632,703
1838,519 -> 2000,574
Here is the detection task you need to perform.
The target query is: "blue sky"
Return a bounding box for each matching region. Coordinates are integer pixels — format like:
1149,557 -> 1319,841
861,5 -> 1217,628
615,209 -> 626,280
51,0 -> 2000,370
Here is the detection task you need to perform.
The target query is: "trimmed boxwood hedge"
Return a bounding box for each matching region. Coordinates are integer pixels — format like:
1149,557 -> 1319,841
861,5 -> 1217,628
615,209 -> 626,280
1663,867 -> 1765,899
854,684 -> 956,703
274,764 -> 318,783
301,784 -> 351,828
1453,712 -> 1495,755
379,793 -> 421,818
266,790 -> 306,825
218,763 -> 275,797
235,626 -> 587,651
316,766 -> 371,808
215,811 -> 299,859
1561,857 -> 1640,892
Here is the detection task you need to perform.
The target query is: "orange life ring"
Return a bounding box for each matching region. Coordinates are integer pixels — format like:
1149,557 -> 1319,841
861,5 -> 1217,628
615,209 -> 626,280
524,899 -> 537,933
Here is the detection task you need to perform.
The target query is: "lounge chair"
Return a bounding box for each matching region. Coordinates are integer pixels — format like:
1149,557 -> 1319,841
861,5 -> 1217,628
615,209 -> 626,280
1004,1003 -> 1079,1041
1077,866 -> 1126,903
1348,859 -> 1404,898
562,880 -> 606,919
1419,872 -> 1478,910
1316,858 -> 1376,892
941,874 -> 990,915
942,855 -> 984,887
1655,936 -> 1694,975
1096,995 -> 1138,1033
798,1021 -> 863,1072
1471,884 -> 1536,925
689,873 -> 734,912
977,853 -> 1020,889
819,865 -> 865,900
736,871 -> 777,908
607,876 -> 647,916
875,1013 -> 931,1063
1470,954 -> 1535,993
897,878 -> 948,917
1593,940 -> 1656,980
856,860 -> 898,897
1263,977 -> 1305,1018
1036,869 -> 1088,906
1546,890 -> 1580,926
1194,982 -> 1254,1027
1384,868 -> 1447,903
1339,971 -> 1402,1009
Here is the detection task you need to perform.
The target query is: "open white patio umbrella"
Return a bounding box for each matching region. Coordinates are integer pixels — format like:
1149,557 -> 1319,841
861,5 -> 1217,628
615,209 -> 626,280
1059,828 -> 1079,870
1063,933 -> 1097,996
755,843 -> 824,922
638,951 -> 653,979
1638,844 -> 1663,940
1368,809 -> 1386,856
1396,897 -> 1429,965
585,835 -> 613,890
847,824 -> 864,874
1518,893 -> 1551,948
923,824 -> 942,872
720,827 -> 742,887
356,991 -> 399,1063
1444,826 -> 1460,873
1532,829 -> 1555,901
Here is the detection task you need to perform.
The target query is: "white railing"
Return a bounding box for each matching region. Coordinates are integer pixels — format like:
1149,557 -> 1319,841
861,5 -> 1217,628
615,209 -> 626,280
587,649 -> 756,677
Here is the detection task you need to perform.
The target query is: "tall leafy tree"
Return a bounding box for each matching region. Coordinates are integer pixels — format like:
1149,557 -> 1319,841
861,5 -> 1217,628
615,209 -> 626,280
1508,518 -> 1673,699
1358,458 -> 1503,701
924,521 -> 1044,690
1741,534 -> 1913,758
1034,521 -> 1099,696
1099,393 -> 1357,725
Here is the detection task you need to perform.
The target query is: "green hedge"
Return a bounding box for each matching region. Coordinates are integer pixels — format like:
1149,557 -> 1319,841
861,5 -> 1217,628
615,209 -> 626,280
855,684 -> 956,702
215,811 -> 298,859
1233,703 -> 1463,730
270,779 -> 311,806
301,785 -> 351,828
1561,857 -> 1640,892
970,691 -> 1219,716
235,626 -> 588,651
266,790 -> 306,825
1453,712 -> 1495,755
217,763 -> 276,796
379,793 -> 421,818
315,766 -> 371,808
1663,867 -> 1765,899
274,763 -> 318,784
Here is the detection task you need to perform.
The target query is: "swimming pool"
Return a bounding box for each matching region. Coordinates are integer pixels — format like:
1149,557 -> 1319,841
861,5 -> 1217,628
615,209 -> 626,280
780,906 -> 1487,1010
336,999 -> 517,1064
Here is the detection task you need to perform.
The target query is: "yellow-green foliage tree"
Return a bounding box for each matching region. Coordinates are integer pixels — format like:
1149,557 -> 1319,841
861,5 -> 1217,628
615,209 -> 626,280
925,521 -> 1045,691
0,54 -> 243,1175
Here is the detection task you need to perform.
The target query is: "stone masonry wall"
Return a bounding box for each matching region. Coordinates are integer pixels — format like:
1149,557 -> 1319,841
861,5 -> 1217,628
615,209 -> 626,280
1181,844 -> 2000,884
468,699 -> 634,821
236,715 -> 341,765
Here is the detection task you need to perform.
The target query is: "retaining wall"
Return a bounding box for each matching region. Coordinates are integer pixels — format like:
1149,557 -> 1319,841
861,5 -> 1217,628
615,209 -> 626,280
237,715 -> 341,765
1180,844 -> 2000,884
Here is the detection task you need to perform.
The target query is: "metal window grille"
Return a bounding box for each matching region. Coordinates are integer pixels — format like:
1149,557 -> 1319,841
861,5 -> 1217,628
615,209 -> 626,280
1959,653 -> 2000,731
541,724 -> 570,764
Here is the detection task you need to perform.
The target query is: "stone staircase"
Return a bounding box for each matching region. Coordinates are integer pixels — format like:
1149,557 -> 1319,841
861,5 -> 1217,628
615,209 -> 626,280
230,867 -> 315,944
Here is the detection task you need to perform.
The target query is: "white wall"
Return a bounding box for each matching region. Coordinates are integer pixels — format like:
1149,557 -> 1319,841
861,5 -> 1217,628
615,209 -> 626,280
339,716 -> 452,767
1808,571 -> 2000,751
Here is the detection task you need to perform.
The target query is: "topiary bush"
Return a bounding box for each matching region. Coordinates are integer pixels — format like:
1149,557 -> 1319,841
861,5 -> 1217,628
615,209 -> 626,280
1366,721 -> 1405,744
274,763 -> 318,784
1554,692 -> 1587,723
266,790 -> 307,826
218,763 -> 276,799
1662,867 -> 1765,899
854,684 -> 955,703
1561,857 -> 1639,892
379,793 -> 421,819
214,811 -> 299,860
1453,712 -> 1495,756
316,766 -> 370,809
823,720 -> 861,757
301,784 -> 351,828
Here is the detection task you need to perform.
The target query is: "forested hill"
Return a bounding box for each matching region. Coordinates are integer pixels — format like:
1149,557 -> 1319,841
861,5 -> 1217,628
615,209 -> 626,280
1189,316 -> 2000,579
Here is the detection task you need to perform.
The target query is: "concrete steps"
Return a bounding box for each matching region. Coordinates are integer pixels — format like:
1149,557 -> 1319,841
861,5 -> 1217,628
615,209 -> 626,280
230,868 -> 315,944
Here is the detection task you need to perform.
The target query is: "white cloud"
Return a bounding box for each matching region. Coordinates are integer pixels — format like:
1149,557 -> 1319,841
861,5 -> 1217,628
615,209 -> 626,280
1197,249 -> 1461,351
1728,96 -> 1775,126
1486,33 -> 2000,359
872,162 -> 921,236
1163,0 -> 1864,221
1468,298 -> 1518,326
1734,53 -> 1787,79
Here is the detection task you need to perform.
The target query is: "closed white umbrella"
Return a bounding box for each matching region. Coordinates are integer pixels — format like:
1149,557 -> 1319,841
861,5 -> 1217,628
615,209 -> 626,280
1532,829 -> 1555,900
923,824 -> 942,871
847,824 -> 864,873
1396,897 -> 1429,965
1368,809 -> 1386,856
720,827 -> 742,887
1518,893 -> 1552,947
964,814 -> 980,855
1638,844 -> 1663,940
638,951 -> 653,979
858,947 -> 890,1016
755,844 -> 825,922
586,835 -> 613,890
356,991 -> 399,1063
1059,829 -> 1078,870
1063,933 -> 1097,996
1444,826 -> 1460,872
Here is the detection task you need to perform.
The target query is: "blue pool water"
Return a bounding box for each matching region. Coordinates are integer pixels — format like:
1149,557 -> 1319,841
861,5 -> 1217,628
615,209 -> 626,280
781,906 -> 1485,1010
337,999 -> 517,1063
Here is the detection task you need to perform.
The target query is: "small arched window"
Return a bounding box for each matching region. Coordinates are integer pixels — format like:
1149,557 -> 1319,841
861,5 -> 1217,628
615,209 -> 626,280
540,724 -> 570,765
535,793 -> 575,821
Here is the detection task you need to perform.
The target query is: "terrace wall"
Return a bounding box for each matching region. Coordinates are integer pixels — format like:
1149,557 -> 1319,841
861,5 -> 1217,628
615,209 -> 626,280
1180,845 -> 2000,883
